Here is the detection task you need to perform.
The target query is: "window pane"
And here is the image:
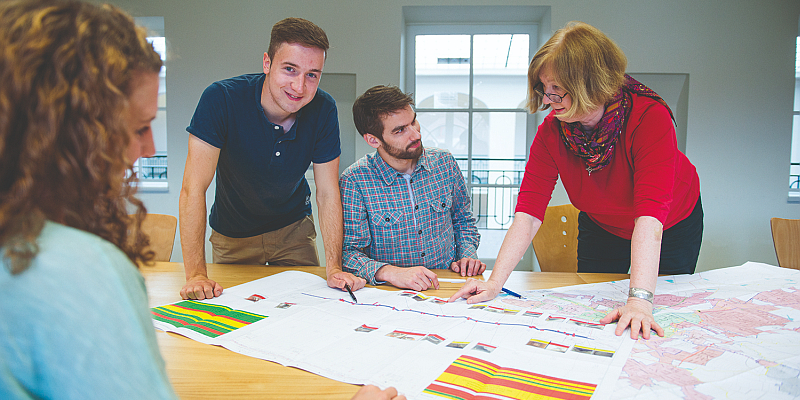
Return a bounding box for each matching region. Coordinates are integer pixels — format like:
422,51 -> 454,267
471,186 -> 517,229
792,115 -> 800,190
471,112 -> 527,186
794,75 -> 799,112
473,34 -> 529,109
415,35 -> 470,109
418,111 -> 470,158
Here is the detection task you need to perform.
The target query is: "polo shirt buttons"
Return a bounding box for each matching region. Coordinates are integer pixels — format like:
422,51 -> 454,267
275,151 -> 281,156
274,125 -> 280,130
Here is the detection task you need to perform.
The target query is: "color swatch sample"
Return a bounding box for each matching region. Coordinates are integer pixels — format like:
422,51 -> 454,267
151,300 -> 266,338
423,355 -> 596,400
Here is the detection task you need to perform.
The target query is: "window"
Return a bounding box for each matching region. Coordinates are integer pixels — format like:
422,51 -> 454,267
134,17 -> 168,191
790,33 -> 800,202
410,29 -> 532,231
404,6 -> 548,259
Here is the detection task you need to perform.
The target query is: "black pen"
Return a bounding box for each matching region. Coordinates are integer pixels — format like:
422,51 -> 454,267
345,284 -> 358,303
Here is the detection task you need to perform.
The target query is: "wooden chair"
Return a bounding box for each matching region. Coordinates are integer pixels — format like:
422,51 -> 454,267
137,214 -> 178,262
532,204 -> 580,272
770,218 -> 800,270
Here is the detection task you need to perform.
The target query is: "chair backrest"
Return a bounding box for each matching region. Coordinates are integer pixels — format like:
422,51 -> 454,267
770,217 -> 800,270
138,214 -> 178,262
532,204 -> 579,272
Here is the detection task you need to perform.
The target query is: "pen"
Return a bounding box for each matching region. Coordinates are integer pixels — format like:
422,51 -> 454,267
501,287 -> 523,299
345,284 -> 358,303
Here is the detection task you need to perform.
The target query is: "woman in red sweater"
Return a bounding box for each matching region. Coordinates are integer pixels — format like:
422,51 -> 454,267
450,21 -> 702,340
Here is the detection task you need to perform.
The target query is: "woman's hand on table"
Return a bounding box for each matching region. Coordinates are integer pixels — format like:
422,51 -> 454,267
180,275 -> 223,300
352,385 -> 406,400
600,297 -> 664,339
447,278 -> 502,304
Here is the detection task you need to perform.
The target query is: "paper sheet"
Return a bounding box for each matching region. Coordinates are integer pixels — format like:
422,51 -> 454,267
153,262 -> 800,399
153,270 -> 633,399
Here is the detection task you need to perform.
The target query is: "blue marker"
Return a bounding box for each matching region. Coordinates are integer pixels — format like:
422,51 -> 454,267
501,287 -> 523,298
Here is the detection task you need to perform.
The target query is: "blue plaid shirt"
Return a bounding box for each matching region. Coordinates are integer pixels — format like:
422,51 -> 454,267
340,147 -> 480,285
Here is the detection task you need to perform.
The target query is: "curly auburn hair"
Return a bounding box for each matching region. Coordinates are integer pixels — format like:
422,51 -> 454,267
0,0 -> 163,274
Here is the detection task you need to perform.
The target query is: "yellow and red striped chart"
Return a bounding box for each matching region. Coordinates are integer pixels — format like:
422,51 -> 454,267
423,355 -> 596,400
152,300 -> 266,338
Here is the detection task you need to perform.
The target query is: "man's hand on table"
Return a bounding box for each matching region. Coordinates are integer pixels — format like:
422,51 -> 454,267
447,278 -> 502,304
352,385 -> 406,400
327,269 -> 367,291
449,257 -> 486,277
376,265 -> 439,291
180,275 -> 223,300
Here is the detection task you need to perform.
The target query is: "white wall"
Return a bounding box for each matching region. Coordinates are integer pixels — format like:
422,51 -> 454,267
108,0 -> 800,273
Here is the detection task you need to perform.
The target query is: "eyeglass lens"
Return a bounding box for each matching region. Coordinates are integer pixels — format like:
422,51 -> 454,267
535,84 -> 564,103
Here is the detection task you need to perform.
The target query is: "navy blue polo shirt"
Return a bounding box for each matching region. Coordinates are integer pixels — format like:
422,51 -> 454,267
187,73 -> 341,238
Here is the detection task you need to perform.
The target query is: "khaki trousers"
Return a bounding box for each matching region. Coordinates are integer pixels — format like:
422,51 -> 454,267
210,215 -> 319,266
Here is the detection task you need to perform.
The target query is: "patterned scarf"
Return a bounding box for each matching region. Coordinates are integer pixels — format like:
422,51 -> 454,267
558,75 -> 675,175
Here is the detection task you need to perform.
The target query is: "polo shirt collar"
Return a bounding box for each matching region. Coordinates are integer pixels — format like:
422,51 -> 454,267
371,147 -> 431,186
256,73 -> 303,141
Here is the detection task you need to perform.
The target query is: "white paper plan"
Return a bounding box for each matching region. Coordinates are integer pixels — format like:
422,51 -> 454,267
152,270 -> 635,400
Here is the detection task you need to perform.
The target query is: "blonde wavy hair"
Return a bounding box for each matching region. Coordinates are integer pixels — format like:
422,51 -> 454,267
0,0 -> 163,274
527,21 -> 627,120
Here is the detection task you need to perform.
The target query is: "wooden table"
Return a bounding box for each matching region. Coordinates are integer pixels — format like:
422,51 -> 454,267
140,262 -> 629,399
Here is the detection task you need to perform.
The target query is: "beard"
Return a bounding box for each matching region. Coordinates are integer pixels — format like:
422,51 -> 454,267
381,139 -> 423,160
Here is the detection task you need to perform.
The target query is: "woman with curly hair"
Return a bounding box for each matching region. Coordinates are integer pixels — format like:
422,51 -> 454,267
0,2 -> 406,399
0,0 -> 176,398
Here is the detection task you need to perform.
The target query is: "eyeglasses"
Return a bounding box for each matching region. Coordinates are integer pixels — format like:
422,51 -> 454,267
534,84 -> 568,104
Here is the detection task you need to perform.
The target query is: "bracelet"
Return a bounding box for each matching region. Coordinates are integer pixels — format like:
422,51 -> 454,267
628,287 -> 654,303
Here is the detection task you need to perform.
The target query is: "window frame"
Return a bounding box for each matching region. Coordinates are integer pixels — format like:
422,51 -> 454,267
790,34 -> 800,203
133,17 -> 168,192
404,23 -> 539,229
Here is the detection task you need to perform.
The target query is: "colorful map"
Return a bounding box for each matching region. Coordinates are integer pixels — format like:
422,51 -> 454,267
502,262 -> 800,399
151,262 -> 800,399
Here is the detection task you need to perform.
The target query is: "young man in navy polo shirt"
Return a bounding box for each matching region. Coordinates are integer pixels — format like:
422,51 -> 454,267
179,18 -> 365,300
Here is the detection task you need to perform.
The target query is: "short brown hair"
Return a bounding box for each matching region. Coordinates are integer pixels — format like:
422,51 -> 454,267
352,85 -> 415,140
527,21 -> 627,119
0,0 -> 162,273
267,17 -> 329,60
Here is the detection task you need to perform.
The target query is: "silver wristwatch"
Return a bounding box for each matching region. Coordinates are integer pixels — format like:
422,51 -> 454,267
628,287 -> 654,303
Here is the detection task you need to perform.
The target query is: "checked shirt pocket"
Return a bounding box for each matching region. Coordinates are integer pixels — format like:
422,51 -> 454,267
430,194 -> 453,213
370,210 -> 402,246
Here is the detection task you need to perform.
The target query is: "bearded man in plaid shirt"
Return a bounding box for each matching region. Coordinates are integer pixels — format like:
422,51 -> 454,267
340,85 -> 484,291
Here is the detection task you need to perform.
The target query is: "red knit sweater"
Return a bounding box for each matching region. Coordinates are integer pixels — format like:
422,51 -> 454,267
516,95 -> 700,240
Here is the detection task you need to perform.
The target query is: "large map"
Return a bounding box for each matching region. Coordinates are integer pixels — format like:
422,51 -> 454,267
152,270 -> 633,400
151,262 -> 800,399
500,262 -> 800,399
